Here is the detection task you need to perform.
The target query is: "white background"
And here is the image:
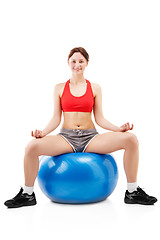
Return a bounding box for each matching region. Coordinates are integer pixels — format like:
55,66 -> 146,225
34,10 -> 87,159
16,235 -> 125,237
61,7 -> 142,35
0,0 -> 160,239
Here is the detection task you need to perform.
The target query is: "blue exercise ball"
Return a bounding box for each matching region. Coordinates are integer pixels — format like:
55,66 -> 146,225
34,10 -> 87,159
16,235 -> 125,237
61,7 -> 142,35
37,152 -> 118,204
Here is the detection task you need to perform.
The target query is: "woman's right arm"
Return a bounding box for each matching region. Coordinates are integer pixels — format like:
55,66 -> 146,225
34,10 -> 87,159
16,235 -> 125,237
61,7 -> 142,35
32,84 -> 62,138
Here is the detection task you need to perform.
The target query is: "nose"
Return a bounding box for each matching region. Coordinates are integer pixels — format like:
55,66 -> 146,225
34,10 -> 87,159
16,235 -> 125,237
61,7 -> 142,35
75,63 -> 80,68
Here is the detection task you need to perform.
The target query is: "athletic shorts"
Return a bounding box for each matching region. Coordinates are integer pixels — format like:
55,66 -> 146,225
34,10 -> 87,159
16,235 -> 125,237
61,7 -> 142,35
57,128 -> 99,153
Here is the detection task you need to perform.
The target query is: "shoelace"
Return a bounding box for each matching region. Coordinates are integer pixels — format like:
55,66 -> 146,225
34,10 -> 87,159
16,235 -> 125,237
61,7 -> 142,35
137,187 -> 149,197
13,187 -> 23,199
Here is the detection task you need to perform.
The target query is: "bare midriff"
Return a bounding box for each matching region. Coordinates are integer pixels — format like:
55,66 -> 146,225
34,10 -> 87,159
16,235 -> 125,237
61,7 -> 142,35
59,81 -> 96,130
62,112 -> 96,130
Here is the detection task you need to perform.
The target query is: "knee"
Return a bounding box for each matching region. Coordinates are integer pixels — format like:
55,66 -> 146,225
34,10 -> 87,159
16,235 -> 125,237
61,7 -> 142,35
125,133 -> 139,149
25,139 -> 39,156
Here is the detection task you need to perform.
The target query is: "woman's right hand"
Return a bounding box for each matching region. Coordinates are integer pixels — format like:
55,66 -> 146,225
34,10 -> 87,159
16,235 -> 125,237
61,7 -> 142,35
31,129 -> 46,138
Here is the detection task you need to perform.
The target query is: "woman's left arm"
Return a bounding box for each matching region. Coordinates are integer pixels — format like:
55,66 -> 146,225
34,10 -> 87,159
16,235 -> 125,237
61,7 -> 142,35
93,83 -> 133,132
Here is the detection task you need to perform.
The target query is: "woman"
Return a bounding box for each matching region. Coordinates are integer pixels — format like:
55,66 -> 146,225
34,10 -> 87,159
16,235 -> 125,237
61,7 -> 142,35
4,47 -> 157,208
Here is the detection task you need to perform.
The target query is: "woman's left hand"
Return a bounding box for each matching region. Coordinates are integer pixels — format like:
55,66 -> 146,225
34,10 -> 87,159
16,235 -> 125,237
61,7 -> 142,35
119,122 -> 134,132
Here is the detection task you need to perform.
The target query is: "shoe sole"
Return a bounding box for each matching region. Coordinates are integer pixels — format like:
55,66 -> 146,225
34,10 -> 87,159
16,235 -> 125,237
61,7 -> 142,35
7,201 -> 37,208
124,198 -> 157,205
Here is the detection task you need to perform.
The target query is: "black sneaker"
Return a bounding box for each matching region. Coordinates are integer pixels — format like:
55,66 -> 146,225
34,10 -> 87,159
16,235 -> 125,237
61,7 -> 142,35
124,186 -> 158,205
4,187 -> 37,208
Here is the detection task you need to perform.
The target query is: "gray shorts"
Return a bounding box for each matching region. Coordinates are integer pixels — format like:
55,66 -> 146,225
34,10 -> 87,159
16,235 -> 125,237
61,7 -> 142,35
57,128 -> 99,153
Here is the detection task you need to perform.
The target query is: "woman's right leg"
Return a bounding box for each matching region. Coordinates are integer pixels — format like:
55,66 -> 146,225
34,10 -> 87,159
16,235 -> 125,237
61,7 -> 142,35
24,135 -> 74,187
4,134 -> 74,208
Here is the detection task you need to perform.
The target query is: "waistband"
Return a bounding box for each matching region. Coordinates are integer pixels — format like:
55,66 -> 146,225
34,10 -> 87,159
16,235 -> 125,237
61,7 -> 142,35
59,128 -> 98,135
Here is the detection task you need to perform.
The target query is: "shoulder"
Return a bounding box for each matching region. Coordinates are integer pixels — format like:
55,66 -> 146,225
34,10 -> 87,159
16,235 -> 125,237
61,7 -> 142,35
54,82 -> 66,98
90,82 -> 102,98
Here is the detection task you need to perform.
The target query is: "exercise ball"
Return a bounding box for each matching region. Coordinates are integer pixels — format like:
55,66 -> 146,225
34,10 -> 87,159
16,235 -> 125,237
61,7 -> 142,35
37,152 -> 118,204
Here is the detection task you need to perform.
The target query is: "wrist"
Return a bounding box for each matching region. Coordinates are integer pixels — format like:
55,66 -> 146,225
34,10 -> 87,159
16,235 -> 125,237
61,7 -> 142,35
114,127 -> 122,132
42,130 -> 47,137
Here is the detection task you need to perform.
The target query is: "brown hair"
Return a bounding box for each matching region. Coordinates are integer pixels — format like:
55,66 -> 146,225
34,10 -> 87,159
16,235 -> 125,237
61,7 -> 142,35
68,47 -> 89,62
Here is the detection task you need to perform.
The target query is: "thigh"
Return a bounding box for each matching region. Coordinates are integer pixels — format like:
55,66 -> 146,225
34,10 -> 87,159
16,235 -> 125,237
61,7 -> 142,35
26,135 -> 74,156
84,131 -> 131,154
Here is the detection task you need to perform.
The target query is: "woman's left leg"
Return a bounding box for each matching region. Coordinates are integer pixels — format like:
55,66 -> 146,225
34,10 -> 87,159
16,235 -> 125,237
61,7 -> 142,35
84,131 -> 139,182
84,131 -> 158,205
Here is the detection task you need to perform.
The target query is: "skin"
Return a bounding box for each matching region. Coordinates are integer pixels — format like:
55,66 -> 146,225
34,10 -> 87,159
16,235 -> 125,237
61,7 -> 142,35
24,52 -> 139,187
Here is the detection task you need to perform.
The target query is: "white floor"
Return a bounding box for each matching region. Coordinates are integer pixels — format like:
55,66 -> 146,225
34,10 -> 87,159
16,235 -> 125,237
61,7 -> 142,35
1,171 -> 159,240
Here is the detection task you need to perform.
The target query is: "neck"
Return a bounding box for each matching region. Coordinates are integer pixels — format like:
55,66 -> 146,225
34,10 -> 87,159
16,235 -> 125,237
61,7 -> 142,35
70,74 -> 86,84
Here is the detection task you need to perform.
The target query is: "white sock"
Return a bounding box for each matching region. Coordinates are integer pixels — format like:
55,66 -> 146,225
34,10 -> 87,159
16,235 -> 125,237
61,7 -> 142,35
23,185 -> 34,195
127,182 -> 138,193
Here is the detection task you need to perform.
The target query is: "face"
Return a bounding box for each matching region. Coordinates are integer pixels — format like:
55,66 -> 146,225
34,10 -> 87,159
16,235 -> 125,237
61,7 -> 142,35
68,52 -> 88,74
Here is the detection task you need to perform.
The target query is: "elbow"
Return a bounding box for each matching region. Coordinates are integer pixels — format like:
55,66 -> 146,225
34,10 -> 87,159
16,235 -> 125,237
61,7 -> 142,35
53,115 -> 61,126
56,118 -> 61,126
95,116 -> 104,127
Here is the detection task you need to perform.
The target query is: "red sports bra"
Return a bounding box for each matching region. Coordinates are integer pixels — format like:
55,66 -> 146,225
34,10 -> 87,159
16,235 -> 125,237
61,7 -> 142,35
60,79 -> 94,112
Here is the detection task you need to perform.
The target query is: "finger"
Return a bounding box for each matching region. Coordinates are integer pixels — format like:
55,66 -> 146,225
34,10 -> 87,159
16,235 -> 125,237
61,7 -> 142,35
39,131 -> 42,136
123,123 -> 128,131
129,123 -> 133,130
34,130 -> 36,137
36,129 -> 39,136
32,131 -> 35,137
122,125 -> 126,131
126,124 -> 129,131
120,124 -> 124,130
121,123 -> 128,131
37,132 -> 41,138
38,130 -> 41,137
124,123 -> 127,130
37,130 -> 42,138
